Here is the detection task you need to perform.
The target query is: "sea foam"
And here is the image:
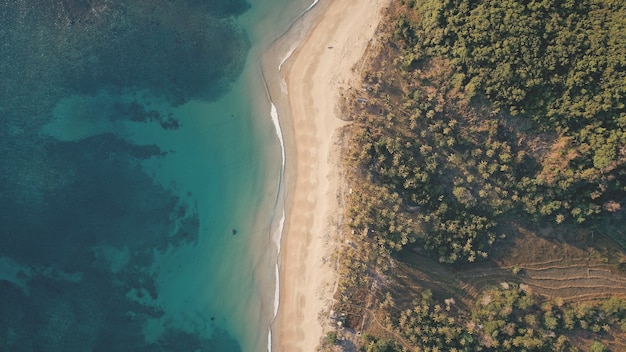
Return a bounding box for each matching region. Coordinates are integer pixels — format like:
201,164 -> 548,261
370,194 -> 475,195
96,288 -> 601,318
270,103 -> 286,172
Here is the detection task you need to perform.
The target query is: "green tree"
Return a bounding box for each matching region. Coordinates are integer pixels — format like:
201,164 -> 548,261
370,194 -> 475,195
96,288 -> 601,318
589,340 -> 607,352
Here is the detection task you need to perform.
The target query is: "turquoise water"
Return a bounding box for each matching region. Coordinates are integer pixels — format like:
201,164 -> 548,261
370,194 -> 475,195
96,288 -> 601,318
0,0 -> 312,351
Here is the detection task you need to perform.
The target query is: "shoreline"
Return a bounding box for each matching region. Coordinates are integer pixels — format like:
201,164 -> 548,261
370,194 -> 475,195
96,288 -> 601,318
264,0 -> 389,350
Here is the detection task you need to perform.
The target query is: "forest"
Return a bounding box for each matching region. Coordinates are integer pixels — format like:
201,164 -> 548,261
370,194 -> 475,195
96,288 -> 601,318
325,0 -> 626,351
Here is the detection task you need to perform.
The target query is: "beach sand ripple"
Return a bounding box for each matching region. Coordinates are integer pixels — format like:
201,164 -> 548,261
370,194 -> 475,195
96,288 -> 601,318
276,0 -> 389,350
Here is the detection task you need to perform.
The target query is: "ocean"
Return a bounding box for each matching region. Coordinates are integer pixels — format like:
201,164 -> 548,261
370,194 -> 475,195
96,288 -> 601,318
0,0 -> 313,351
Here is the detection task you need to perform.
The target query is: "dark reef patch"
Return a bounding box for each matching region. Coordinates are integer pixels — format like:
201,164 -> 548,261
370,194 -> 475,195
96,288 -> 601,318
114,101 -> 180,130
0,0 -> 249,350
0,0 -> 250,123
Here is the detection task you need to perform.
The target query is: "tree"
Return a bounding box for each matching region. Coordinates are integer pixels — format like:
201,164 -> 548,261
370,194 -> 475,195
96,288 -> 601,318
589,340 -> 607,352
361,334 -> 402,352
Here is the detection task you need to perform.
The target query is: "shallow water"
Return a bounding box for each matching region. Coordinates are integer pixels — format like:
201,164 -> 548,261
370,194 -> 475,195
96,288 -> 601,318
0,0 -> 312,351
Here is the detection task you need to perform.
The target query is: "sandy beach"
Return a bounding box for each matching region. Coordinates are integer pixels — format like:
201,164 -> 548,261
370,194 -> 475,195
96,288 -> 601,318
275,0 -> 388,350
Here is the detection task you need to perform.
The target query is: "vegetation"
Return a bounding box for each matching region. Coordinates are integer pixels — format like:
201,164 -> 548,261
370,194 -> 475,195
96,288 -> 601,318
360,334 -> 403,352
394,0 -> 626,226
331,0 -> 626,350
326,331 -> 339,345
377,285 -> 626,351
346,0 -> 625,264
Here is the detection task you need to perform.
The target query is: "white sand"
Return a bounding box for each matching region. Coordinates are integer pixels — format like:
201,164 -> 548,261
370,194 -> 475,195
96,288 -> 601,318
275,0 -> 388,350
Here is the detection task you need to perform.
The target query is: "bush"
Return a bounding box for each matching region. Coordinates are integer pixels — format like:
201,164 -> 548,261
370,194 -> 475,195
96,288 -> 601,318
590,340 -> 607,352
326,331 -> 339,345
